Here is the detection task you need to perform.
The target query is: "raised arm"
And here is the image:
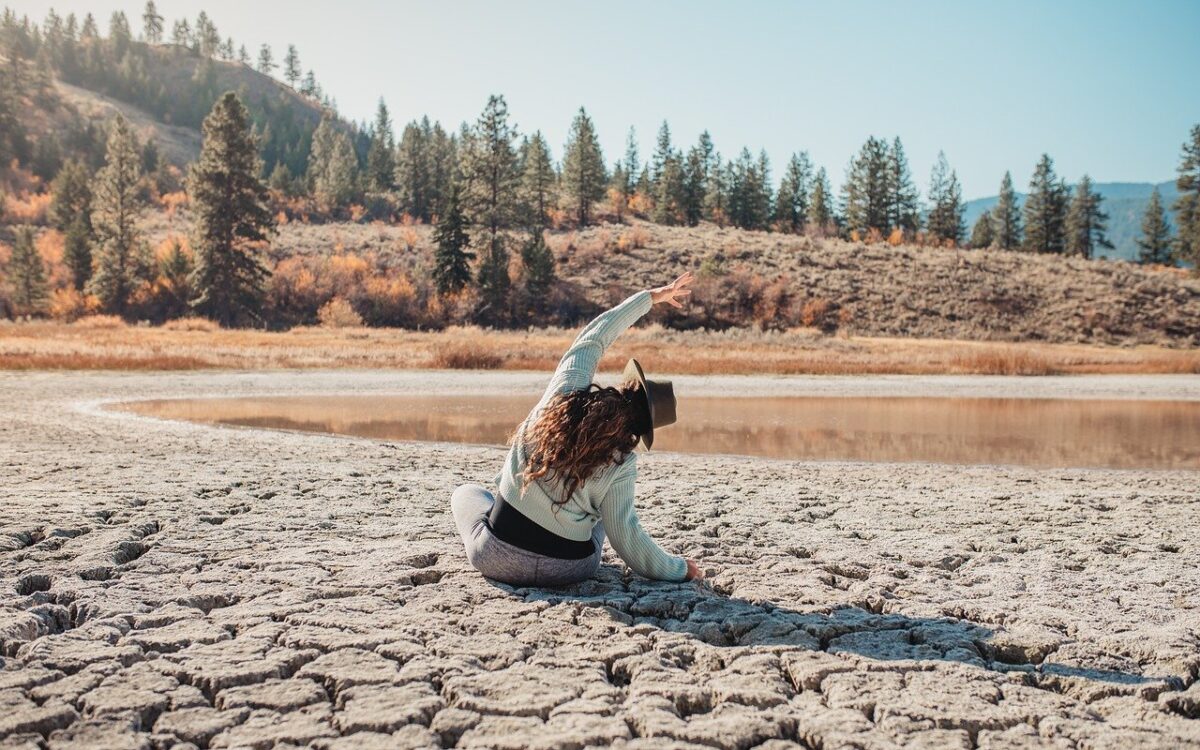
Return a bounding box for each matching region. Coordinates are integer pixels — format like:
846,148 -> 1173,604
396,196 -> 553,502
537,272 -> 695,406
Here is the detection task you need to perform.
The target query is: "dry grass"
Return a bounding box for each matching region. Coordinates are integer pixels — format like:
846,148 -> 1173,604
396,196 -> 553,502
1,320 -> 1197,375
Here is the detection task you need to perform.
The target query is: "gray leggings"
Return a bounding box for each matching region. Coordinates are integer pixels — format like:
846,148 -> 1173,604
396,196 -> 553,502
451,483 -> 605,587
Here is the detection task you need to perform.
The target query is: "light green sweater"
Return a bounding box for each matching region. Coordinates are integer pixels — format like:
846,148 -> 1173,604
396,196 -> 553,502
493,290 -> 688,582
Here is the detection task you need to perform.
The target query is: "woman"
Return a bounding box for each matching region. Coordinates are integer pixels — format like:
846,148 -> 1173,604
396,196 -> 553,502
451,272 -> 705,587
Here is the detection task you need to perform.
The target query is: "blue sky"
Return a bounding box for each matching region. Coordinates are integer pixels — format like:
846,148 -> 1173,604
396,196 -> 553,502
12,0 -> 1200,198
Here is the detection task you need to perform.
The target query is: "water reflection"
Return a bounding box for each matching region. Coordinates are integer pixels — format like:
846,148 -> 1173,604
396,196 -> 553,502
120,395 -> 1200,470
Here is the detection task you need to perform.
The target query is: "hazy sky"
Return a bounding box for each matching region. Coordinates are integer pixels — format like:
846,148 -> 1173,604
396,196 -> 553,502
12,0 -> 1200,198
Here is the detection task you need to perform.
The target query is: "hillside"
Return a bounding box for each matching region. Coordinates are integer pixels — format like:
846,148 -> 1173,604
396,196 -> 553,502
963,181 -> 1182,262
133,214 -> 1200,347
8,40 -> 330,176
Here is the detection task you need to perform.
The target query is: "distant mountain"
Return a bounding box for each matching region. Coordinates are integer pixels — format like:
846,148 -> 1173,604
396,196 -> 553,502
963,181 -> 1181,262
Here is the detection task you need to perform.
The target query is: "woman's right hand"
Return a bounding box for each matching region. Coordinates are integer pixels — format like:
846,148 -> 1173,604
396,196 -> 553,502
650,271 -> 695,308
685,558 -> 706,581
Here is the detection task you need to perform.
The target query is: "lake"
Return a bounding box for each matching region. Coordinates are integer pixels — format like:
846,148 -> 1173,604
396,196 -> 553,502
118,394 -> 1200,470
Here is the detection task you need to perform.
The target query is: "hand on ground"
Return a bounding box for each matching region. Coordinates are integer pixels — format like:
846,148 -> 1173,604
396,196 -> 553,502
685,558 -> 706,581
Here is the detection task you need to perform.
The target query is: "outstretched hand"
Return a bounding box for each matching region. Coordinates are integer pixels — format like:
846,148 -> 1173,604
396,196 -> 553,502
649,271 -> 695,309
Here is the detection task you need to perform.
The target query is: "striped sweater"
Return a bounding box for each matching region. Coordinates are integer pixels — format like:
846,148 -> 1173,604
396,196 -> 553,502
493,290 -> 688,582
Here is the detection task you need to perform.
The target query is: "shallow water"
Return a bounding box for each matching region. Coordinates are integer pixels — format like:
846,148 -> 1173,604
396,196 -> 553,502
119,394 -> 1200,470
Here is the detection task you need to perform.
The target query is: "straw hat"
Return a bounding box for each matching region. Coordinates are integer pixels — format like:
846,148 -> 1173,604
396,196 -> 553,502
622,358 -> 676,449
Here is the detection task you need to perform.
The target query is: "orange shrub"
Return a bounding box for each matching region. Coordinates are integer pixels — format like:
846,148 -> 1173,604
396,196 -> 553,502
317,297 -> 364,328
359,273 -> 419,327
72,314 -> 126,330
887,228 -> 904,246
400,226 -> 419,251
349,204 -> 367,222
865,227 -> 885,245
800,298 -> 838,332
48,288 -> 99,322
5,192 -> 52,225
627,191 -> 653,217
616,226 -> 650,252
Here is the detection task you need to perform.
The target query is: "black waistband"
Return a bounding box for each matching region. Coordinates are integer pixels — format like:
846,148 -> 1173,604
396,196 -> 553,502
487,492 -> 596,560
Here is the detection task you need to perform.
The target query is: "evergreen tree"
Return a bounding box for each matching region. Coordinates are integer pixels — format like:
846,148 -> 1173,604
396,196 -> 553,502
256,44 -> 274,75
109,12 -> 132,57
50,158 -> 94,290
520,231 -> 555,301
171,18 -> 191,48
561,107 -> 605,226
991,171 -> 1022,250
774,151 -> 812,233
158,236 -> 193,317
926,151 -> 964,245
704,155 -> 729,225
1137,187 -> 1174,265
519,131 -> 556,230
432,182 -> 473,295
89,116 -> 145,315
194,12 -> 219,57
727,148 -> 771,230
9,225 -> 47,314
969,212 -> 994,249
237,44 -> 249,65
49,158 -> 92,232
1173,124 -> 1200,268
1023,154 -> 1070,254
187,92 -> 274,327
141,1 -> 163,43
621,126 -> 639,207
841,136 -> 890,237
649,122 -> 685,225
307,116 -> 358,209
461,95 -> 519,319
283,45 -> 301,88
365,98 -> 395,192
1065,175 -> 1113,259
681,131 -> 714,226
886,137 -> 920,233
807,167 -> 834,233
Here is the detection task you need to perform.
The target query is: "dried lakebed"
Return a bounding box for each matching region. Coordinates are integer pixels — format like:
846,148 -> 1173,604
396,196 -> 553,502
1,370 -> 1198,749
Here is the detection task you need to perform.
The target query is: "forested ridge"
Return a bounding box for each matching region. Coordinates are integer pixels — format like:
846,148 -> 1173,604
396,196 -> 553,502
0,4 -> 1198,340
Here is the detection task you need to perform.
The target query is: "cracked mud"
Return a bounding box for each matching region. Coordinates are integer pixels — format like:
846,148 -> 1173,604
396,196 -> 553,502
1,371 -> 1197,749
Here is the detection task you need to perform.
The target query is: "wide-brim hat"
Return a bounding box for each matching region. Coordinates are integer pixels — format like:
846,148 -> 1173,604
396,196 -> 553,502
622,358 -> 676,450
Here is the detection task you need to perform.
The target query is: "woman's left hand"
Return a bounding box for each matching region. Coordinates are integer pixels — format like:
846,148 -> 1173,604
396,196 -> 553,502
650,271 -> 695,309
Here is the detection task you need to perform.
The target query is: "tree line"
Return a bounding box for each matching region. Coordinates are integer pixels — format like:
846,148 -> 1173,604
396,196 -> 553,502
3,4 -> 1200,329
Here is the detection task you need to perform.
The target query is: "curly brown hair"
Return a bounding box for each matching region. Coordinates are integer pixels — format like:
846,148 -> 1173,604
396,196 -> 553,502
518,383 -> 649,506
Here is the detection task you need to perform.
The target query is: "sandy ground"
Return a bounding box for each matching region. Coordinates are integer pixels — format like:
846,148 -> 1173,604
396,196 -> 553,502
1,370 -> 1198,749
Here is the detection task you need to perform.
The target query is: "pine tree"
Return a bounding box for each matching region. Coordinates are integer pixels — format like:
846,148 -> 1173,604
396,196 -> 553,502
307,116 -> 358,209
621,127 -> 639,209
926,151 -> 964,245
561,107 -> 605,226
237,45 -> 249,66
991,171 -> 1022,250
187,93 -> 274,327
141,1 -> 163,43
1023,154 -> 1069,254
807,167 -> 834,233
194,12 -> 219,57
1065,175 -> 1113,259
50,158 -> 94,290
886,137 -> 920,233
89,116 -> 145,315
432,182 -> 473,295
1173,124 -> 1200,268
969,212 -> 994,249
158,236 -> 193,316
461,95 -> 519,320
9,226 -> 47,314
171,18 -> 190,48
681,132 -> 714,226
1137,188 -> 1174,265
774,151 -> 812,233
521,231 -> 555,302
519,132 -> 556,230
842,136 -> 890,237
365,98 -> 395,192
256,44 -> 274,75
283,45 -> 301,88
727,148 -> 771,230
704,155 -> 729,226
649,123 -> 685,226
